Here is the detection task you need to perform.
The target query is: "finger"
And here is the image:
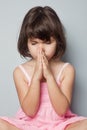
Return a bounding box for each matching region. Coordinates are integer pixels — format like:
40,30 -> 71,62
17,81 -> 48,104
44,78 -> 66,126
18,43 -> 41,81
42,54 -> 48,69
37,49 -> 41,60
38,49 -> 43,69
43,54 -> 48,65
42,56 -> 46,69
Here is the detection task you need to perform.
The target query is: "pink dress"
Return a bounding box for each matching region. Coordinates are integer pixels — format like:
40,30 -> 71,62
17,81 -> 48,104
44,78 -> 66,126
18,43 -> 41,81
0,63 -> 86,130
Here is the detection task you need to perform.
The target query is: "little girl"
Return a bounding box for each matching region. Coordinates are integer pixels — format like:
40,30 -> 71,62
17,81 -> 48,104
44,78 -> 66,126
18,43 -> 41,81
0,6 -> 87,130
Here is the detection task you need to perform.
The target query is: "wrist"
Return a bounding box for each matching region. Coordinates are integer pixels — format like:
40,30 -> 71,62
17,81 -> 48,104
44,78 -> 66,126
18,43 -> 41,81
30,76 -> 40,89
46,74 -> 54,82
32,74 -> 41,83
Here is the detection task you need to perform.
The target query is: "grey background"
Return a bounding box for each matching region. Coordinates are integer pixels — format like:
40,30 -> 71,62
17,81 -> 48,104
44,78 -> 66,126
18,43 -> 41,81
0,0 -> 87,117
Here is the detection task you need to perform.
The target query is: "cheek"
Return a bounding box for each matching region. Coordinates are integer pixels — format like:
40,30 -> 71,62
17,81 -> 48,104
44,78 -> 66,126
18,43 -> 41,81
28,46 -> 39,59
45,47 -> 56,59
30,50 -> 38,59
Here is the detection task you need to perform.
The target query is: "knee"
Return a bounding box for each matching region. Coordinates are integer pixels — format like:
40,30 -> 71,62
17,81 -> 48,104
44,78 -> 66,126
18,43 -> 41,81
0,119 -> 8,130
82,119 -> 87,130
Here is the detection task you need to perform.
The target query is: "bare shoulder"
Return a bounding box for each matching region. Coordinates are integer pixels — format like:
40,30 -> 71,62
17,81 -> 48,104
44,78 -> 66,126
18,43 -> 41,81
55,60 -> 75,75
58,61 -> 75,83
61,62 -> 76,86
64,63 -> 75,76
13,62 -> 27,80
60,63 -> 75,103
13,65 -> 24,81
13,60 -> 34,81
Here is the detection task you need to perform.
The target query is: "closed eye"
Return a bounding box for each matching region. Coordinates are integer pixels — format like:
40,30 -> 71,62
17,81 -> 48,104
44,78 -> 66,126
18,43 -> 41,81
45,41 -> 51,44
31,42 -> 37,45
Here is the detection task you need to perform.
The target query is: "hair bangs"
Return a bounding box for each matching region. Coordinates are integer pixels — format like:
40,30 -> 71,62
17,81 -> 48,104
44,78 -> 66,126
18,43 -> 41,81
26,15 -> 54,41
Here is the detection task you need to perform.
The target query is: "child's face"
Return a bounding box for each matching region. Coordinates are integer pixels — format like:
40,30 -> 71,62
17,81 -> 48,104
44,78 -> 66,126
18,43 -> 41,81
27,37 -> 57,60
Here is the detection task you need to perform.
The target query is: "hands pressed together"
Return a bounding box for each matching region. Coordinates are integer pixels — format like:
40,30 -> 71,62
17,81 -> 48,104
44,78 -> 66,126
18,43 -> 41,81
33,48 -> 52,81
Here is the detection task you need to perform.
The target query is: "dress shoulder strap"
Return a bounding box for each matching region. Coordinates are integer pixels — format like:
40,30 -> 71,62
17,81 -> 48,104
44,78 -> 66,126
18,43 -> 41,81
19,65 -> 30,82
57,63 -> 69,81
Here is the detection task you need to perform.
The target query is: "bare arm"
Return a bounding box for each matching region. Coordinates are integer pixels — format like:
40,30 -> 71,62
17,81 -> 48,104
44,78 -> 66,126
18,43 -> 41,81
13,51 -> 43,117
46,64 -> 75,116
42,53 -> 75,116
13,68 -> 41,117
21,76 -> 41,117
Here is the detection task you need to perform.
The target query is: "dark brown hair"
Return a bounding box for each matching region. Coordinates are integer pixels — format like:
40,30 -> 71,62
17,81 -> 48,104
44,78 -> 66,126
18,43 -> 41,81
18,6 -> 66,58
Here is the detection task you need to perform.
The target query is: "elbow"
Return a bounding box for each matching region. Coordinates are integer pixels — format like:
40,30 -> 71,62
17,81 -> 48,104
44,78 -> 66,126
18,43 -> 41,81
22,106 -> 37,118
57,103 -> 69,117
59,99 -> 70,116
57,107 -> 68,117
23,107 -> 37,118
26,111 -> 36,118
21,103 -> 37,118
27,110 -> 37,118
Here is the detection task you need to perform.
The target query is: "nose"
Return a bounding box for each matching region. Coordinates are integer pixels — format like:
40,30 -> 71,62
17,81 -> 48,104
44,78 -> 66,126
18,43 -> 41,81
39,43 -> 44,52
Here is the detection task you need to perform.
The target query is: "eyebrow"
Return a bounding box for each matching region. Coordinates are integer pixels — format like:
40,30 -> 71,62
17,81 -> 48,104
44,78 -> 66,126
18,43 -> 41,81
30,40 -> 38,43
30,39 -> 48,43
